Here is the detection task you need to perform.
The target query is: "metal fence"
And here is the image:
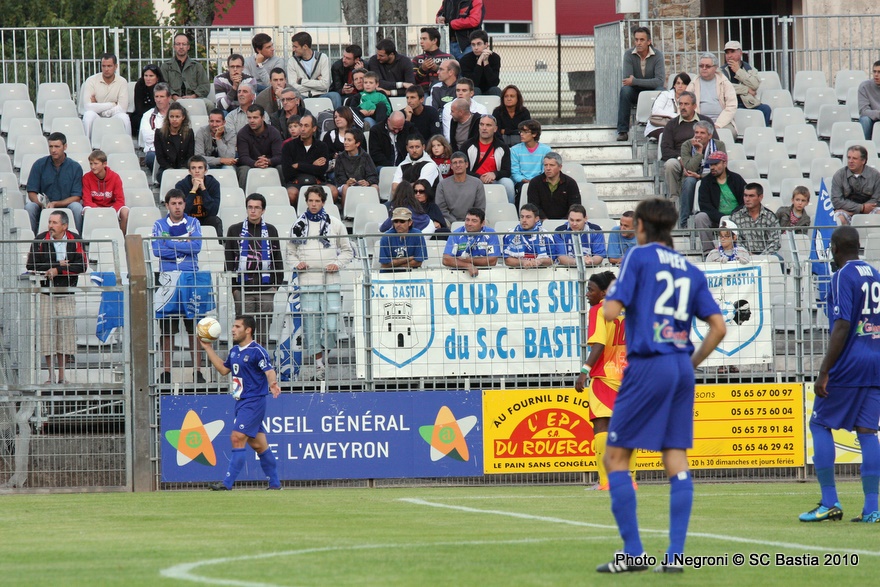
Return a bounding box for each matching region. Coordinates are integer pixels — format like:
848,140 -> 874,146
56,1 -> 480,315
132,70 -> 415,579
596,14 -> 880,125
0,24 -> 596,123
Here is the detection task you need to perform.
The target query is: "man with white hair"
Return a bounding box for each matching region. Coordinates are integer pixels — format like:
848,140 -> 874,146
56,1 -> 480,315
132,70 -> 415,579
225,83 -> 269,138
686,53 -> 738,134
81,53 -> 130,138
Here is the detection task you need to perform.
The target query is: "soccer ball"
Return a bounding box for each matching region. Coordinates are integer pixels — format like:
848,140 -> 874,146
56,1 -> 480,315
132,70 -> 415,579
197,317 -> 221,342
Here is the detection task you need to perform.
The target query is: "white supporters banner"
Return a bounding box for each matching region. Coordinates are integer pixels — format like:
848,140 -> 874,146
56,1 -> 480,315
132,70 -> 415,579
693,260 -> 777,367
355,268 -> 583,378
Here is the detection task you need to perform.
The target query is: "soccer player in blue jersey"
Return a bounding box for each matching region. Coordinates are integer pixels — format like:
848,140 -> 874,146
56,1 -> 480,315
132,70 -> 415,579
202,315 -> 283,490
800,226 -> 880,523
597,198 -> 726,574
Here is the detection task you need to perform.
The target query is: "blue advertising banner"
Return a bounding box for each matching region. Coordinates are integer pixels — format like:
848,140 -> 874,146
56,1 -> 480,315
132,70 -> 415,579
160,391 -> 483,482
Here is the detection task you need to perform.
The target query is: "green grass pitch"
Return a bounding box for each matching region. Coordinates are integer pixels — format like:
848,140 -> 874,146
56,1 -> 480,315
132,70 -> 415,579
1,481 -> 876,585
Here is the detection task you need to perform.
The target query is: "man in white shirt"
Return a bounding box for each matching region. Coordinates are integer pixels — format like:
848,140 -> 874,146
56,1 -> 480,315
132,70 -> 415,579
441,77 -> 487,138
82,53 -> 130,138
286,31 -> 331,99
138,83 -> 171,171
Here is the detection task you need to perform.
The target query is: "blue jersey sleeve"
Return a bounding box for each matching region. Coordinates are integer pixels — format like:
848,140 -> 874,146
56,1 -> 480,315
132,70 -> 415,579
378,235 -> 392,265
829,269 -> 851,324
590,231 -> 607,257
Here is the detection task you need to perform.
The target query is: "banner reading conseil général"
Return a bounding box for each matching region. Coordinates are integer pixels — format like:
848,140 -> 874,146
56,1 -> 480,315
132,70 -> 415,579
160,391 -> 483,482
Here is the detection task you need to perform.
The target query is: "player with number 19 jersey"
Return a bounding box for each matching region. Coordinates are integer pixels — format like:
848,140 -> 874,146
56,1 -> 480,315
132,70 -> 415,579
605,242 -> 720,451
824,259 -> 880,387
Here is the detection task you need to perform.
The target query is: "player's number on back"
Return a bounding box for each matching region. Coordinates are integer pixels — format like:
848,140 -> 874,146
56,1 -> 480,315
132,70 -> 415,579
861,282 -> 880,314
655,271 -> 692,321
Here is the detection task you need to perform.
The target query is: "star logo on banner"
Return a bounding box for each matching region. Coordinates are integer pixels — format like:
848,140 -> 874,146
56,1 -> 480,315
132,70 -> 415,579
164,410 -> 225,466
419,406 -> 477,462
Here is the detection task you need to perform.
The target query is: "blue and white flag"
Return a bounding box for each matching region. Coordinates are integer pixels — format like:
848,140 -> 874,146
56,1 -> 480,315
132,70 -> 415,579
153,271 -> 216,319
274,271 -> 302,381
809,178 -> 835,304
91,271 -> 124,343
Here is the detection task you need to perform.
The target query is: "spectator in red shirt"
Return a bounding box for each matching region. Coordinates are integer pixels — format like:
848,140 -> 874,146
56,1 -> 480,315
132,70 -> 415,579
82,149 -> 129,233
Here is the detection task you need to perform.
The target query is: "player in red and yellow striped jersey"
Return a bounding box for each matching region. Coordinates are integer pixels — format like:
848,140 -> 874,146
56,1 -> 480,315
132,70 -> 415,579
575,271 -> 635,490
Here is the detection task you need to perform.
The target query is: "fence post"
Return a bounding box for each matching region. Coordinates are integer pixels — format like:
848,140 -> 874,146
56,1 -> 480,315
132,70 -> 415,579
779,16 -> 792,90
557,34 -> 562,121
125,234 -> 154,491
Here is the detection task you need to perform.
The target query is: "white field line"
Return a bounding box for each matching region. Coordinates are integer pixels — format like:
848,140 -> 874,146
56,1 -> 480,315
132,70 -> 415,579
159,536 -> 616,587
399,498 -> 880,557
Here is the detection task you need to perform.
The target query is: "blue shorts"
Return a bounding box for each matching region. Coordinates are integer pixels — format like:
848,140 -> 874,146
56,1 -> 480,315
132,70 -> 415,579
811,385 -> 880,432
607,353 -> 695,452
232,397 -> 268,438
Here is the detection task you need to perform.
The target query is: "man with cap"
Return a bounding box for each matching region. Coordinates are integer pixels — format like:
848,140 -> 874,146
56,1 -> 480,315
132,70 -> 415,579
379,207 -> 428,271
694,150 -> 747,254
720,41 -> 771,127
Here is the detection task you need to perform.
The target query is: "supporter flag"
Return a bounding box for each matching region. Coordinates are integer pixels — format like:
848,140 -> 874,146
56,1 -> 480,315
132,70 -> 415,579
91,272 -> 124,343
274,271 -> 302,381
809,178 -> 835,304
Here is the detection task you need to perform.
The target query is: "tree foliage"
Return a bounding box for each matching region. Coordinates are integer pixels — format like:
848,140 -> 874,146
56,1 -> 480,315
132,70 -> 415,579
0,0 -> 157,27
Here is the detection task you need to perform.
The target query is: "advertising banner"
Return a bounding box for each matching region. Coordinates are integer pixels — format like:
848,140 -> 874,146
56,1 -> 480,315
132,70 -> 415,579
483,384 -> 805,474
354,268 -> 583,379
160,391 -> 483,482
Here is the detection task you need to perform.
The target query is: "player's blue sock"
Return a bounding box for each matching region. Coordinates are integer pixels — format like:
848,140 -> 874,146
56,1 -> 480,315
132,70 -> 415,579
857,432 -> 880,514
810,420 -> 838,506
608,470 -> 643,555
224,448 -> 247,489
667,470 -> 693,559
258,448 -> 281,488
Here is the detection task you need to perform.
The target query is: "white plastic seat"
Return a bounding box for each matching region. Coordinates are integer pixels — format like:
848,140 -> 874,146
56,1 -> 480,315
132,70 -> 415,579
847,86 -> 861,121
473,95 -> 501,112
795,140 -> 831,175
255,186 -> 288,210
0,172 -> 24,204
767,160 -> 803,194
809,157 -> 844,192
36,83 -> 72,115
802,87 -> 838,121
742,127 -> 777,158
816,104 -> 850,139
158,169 -> 189,200
636,90 -> 661,125
851,214 -> 880,243
756,71 -> 782,97
18,154 -> 43,187
107,152 -> 142,170
244,168 -> 281,195
261,207 -> 298,231
116,169 -> 150,191
218,207 -> 246,232
778,178 -> 814,203
829,122 -> 866,157
100,134 -> 136,155
41,99 -> 79,132
219,186 -> 246,211
378,166 -> 395,201
0,153 -> 11,174
343,186 -> 379,219
493,220 -> 520,233
177,99 -> 208,119
725,143 -> 746,162
783,123 -> 818,156
0,100 -> 37,133
206,168 -> 239,189
48,116 -> 87,137
792,70 -> 829,104
89,227 -> 127,273
843,138 -> 879,158
753,143 -> 789,177
483,183 -> 509,205
583,199 -> 608,219
126,81 -> 137,114
303,97 -> 333,114
90,118 -> 127,149
485,203 -> 518,226
6,118 -> 44,152
127,206 -> 163,235
13,138 -> 49,169
761,89 -> 794,112
0,83 -> 29,113
834,69 -> 868,103
125,187 -> 156,208
734,109 -> 766,138
388,97 -> 407,112
352,202 -> 389,235
727,159 -> 759,179
564,163 -> 587,184
82,207 -> 122,239
770,106 -> 805,139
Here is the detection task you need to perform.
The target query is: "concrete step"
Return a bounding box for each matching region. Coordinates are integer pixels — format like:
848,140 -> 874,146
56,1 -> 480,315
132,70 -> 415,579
590,177 -> 654,198
541,126 -> 617,143
600,191 -> 661,216
553,143 -> 633,161
580,159 -> 644,180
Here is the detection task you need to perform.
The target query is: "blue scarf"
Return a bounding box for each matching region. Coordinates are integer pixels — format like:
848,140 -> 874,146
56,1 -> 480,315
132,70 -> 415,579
239,219 -> 272,284
716,244 -> 745,261
290,208 -> 331,247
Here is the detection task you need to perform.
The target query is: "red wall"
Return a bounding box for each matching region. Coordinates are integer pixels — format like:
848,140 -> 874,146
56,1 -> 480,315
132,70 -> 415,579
213,0 -> 254,26
485,0 -> 532,22
556,0 -> 622,35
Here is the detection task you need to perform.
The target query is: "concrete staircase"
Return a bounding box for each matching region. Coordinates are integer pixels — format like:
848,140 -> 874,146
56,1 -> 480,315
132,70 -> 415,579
543,124 -> 656,217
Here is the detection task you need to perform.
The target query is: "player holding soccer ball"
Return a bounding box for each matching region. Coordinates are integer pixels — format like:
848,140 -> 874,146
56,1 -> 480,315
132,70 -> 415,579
201,315 -> 283,491
800,226 -> 880,524
597,198 -> 725,574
